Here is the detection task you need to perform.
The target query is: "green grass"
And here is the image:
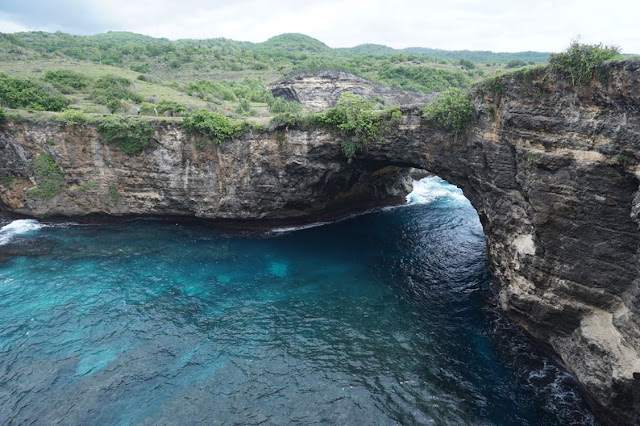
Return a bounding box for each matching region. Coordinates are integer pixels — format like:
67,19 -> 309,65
7,31 -> 633,127
0,30 -> 552,103
0,59 -> 209,114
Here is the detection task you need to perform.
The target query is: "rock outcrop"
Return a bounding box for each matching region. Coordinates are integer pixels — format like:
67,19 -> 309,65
0,120 -> 412,222
268,70 -> 433,111
1,60 -> 640,425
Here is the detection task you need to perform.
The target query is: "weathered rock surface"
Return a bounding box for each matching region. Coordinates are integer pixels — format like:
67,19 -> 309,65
2,60 -> 640,425
268,70 -> 433,111
0,121 -> 411,221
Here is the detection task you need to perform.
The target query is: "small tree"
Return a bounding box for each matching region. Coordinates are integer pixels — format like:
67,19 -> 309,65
505,59 -> 527,69
459,59 -> 475,70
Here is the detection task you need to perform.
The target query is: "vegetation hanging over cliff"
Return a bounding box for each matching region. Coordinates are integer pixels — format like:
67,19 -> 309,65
182,108 -> 248,145
97,116 -> 154,155
269,93 -> 403,162
422,87 -> 475,134
321,93 -> 402,162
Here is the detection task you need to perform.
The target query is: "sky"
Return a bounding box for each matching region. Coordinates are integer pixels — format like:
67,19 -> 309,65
0,0 -> 638,53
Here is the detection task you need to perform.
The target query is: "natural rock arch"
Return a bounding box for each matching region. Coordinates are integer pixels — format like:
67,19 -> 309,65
1,61 -> 639,424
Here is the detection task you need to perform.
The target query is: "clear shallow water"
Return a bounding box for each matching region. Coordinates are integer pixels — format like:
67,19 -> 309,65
0,177 -> 599,425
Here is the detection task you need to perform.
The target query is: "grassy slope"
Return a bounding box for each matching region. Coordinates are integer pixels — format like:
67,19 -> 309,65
0,31 -> 553,121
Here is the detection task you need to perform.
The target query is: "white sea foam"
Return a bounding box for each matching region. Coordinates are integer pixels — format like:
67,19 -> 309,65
406,176 -> 469,205
0,219 -> 44,245
269,221 -> 330,234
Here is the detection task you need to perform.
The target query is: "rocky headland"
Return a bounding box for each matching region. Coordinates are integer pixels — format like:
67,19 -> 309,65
1,61 -> 640,424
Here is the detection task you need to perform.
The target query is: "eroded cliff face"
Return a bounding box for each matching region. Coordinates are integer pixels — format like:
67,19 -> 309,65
268,70 -> 433,111
1,60 -> 640,424
0,122 -> 411,221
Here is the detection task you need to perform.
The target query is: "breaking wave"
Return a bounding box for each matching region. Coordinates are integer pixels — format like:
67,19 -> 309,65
0,219 -> 44,246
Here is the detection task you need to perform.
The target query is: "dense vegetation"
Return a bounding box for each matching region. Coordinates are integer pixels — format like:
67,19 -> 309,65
0,32 -> 630,163
58,109 -> 88,125
422,87 -> 475,134
0,31 -> 553,118
43,69 -> 92,91
267,93 -> 403,162
182,108 -> 247,145
549,41 -> 620,86
97,116 -> 154,155
321,93 -> 402,161
0,73 -> 70,111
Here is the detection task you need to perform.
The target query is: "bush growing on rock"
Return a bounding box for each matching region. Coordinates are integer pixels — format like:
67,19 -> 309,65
320,92 -> 402,162
182,108 -> 246,145
29,154 -> 66,199
97,116 -> 154,155
549,41 -> 620,86
422,87 -> 474,134
268,97 -> 302,114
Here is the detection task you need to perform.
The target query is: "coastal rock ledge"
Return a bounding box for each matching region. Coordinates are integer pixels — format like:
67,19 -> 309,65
2,60 -> 640,424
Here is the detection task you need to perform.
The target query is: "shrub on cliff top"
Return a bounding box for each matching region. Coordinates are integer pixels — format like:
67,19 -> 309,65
0,107 -> 5,123
58,109 -> 88,126
422,87 -> 474,134
182,108 -> 245,145
156,100 -> 187,117
97,116 -> 154,155
320,92 -> 402,163
549,41 -> 620,86
268,97 -> 302,114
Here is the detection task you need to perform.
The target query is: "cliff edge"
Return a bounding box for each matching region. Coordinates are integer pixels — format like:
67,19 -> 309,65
2,60 -> 640,424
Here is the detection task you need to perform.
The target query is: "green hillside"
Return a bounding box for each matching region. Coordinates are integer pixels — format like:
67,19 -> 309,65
0,30 -> 554,122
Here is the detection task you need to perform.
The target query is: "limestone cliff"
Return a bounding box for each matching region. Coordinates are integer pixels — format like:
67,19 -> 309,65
268,70 -> 433,111
1,60 -> 640,424
0,121 -> 412,221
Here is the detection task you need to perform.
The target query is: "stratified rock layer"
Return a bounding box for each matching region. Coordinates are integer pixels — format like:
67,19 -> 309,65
268,70 -> 433,111
1,60 -> 640,424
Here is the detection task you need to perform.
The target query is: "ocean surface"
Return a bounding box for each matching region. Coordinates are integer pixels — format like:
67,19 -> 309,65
0,177 -> 600,425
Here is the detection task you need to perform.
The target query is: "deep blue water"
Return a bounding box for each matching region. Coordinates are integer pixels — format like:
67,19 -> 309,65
0,177 -> 599,425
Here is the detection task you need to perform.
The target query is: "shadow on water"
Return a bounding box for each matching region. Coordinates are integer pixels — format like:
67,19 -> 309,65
0,176 -> 600,425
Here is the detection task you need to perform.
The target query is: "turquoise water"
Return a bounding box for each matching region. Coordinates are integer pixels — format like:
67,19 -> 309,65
0,177 -> 599,425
